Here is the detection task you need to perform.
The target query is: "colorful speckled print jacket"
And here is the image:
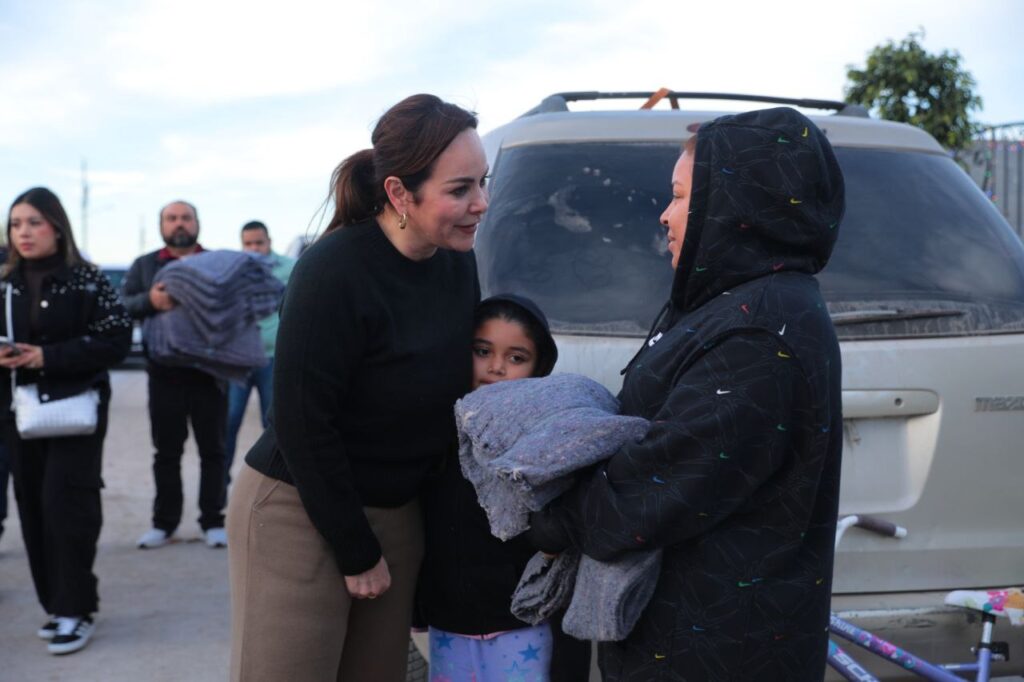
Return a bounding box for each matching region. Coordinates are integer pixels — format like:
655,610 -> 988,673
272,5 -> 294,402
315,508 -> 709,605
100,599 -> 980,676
528,107 -> 846,681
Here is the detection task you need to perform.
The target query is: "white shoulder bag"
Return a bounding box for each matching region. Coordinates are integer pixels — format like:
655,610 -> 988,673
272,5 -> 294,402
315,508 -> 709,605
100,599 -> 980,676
5,283 -> 99,439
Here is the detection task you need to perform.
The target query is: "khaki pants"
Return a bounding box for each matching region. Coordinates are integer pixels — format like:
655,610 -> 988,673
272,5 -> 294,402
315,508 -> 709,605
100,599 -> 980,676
228,464 -> 423,681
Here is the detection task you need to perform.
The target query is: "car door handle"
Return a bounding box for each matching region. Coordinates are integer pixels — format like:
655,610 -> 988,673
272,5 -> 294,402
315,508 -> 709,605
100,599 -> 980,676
842,390 -> 939,418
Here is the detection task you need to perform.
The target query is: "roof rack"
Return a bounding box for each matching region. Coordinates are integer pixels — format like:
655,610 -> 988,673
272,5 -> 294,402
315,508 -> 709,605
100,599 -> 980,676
520,91 -> 870,118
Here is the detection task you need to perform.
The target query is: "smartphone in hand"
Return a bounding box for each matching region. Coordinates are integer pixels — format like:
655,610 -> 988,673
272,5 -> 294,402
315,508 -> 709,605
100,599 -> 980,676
0,339 -> 21,356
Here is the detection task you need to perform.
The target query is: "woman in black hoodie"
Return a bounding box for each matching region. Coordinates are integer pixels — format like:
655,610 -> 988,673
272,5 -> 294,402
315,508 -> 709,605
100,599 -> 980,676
528,107 -> 846,681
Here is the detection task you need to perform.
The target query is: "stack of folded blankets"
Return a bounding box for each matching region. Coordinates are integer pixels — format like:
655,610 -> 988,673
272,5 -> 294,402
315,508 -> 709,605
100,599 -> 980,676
143,250 -> 285,383
455,373 -> 658,642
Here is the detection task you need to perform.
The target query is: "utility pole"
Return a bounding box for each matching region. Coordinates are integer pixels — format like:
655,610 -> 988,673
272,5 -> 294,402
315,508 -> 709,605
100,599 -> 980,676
81,159 -> 90,252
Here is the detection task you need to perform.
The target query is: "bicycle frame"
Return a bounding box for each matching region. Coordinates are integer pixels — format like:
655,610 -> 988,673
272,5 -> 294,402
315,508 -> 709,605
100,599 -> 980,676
828,515 -> 999,681
828,613 -> 991,681
828,639 -> 881,682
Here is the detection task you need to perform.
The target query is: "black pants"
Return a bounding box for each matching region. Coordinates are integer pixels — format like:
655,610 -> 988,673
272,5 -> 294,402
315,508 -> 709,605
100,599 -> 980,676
147,364 -> 227,533
6,387 -> 110,617
551,609 -> 593,681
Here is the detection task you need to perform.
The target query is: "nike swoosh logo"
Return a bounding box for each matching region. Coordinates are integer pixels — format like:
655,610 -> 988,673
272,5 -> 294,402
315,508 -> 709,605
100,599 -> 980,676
716,389 -> 731,395
779,324 -> 786,335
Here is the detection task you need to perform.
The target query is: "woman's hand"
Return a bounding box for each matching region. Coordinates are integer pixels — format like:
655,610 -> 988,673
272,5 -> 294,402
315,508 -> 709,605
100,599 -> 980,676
344,556 -> 391,600
0,344 -> 17,367
0,343 -> 44,369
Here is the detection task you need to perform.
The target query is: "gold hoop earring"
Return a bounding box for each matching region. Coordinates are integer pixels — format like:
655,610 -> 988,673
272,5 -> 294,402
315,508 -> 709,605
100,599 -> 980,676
398,212 -> 408,230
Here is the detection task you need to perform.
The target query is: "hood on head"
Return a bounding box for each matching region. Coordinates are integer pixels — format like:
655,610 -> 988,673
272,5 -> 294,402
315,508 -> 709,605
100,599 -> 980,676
479,293 -> 559,377
670,107 -> 845,314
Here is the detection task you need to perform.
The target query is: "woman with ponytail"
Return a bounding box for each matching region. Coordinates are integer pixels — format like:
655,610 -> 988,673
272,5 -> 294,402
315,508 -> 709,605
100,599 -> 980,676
227,94 -> 487,681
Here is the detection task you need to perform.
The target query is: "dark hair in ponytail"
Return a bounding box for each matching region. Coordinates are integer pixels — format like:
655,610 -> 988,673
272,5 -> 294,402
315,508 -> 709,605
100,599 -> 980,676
325,94 -> 478,233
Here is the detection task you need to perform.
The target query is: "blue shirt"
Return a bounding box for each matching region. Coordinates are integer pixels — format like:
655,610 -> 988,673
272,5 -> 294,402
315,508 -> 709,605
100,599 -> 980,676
257,251 -> 296,356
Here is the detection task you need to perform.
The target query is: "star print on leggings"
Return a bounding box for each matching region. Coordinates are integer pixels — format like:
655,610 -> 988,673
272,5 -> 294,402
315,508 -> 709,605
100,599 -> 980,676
518,643 -> 541,661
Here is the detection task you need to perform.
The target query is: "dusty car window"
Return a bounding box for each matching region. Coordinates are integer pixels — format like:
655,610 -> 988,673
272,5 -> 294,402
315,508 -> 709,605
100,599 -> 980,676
477,142 -> 677,336
822,148 -> 1024,338
477,142 -> 1024,338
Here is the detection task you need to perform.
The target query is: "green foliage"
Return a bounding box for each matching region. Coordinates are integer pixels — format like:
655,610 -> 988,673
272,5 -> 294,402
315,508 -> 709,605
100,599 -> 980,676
845,30 -> 982,151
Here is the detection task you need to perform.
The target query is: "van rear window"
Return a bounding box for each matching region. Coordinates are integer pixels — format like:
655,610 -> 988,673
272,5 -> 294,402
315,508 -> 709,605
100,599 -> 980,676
476,142 -> 1024,338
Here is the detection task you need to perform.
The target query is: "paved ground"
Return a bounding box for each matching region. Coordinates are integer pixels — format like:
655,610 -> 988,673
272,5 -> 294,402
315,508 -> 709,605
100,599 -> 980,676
0,370 -> 264,681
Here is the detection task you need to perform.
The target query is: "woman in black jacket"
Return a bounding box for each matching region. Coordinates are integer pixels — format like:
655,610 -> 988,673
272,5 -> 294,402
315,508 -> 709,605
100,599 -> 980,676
0,187 -> 132,656
529,108 -> 846,681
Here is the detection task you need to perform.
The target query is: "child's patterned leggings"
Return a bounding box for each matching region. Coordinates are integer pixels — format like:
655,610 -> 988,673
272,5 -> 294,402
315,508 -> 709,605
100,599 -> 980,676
428,623 -> 552,682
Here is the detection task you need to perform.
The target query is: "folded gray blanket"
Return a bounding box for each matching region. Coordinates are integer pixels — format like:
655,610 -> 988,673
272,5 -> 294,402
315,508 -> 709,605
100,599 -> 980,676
511,548 -> 663,642
156,251 -> 282,346
456,373 -> 649,541
455,373 -> 658,642
143,250 -> 284,382
510,552 -> 578,624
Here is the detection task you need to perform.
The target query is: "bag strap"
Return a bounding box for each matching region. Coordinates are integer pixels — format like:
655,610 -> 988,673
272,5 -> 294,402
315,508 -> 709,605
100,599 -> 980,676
6,283 -> 16,408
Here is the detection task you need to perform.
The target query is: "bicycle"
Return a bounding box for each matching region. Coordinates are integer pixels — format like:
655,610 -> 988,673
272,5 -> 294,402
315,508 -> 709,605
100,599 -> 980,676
828,515 -> 1023,681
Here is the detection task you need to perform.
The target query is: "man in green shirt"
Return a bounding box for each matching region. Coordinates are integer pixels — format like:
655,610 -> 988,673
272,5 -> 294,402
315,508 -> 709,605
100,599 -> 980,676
224,221 -> 296,488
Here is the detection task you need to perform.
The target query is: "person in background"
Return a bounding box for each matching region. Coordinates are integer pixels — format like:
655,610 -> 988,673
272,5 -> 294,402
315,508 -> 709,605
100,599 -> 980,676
223,220 -> 295,489
0,243 -> 7,547
227,94 -> 486,682
528,108 -> 846,681
122,201 -> 228,549
0,187 -> 131,654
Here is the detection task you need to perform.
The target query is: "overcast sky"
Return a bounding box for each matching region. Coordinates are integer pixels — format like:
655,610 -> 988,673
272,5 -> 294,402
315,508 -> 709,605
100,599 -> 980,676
2,0 -> 1022,264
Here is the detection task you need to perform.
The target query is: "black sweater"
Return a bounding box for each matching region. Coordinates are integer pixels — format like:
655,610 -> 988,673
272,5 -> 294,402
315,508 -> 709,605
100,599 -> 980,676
245,220 -> 479,576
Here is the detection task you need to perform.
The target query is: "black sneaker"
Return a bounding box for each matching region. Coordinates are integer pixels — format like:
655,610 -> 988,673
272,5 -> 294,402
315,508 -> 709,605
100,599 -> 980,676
47,616 -> 94,655
37,617 -> 59,640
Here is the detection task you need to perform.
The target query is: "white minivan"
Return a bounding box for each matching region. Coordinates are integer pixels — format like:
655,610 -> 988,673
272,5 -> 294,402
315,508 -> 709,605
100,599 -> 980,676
475,91 -> 1024,680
